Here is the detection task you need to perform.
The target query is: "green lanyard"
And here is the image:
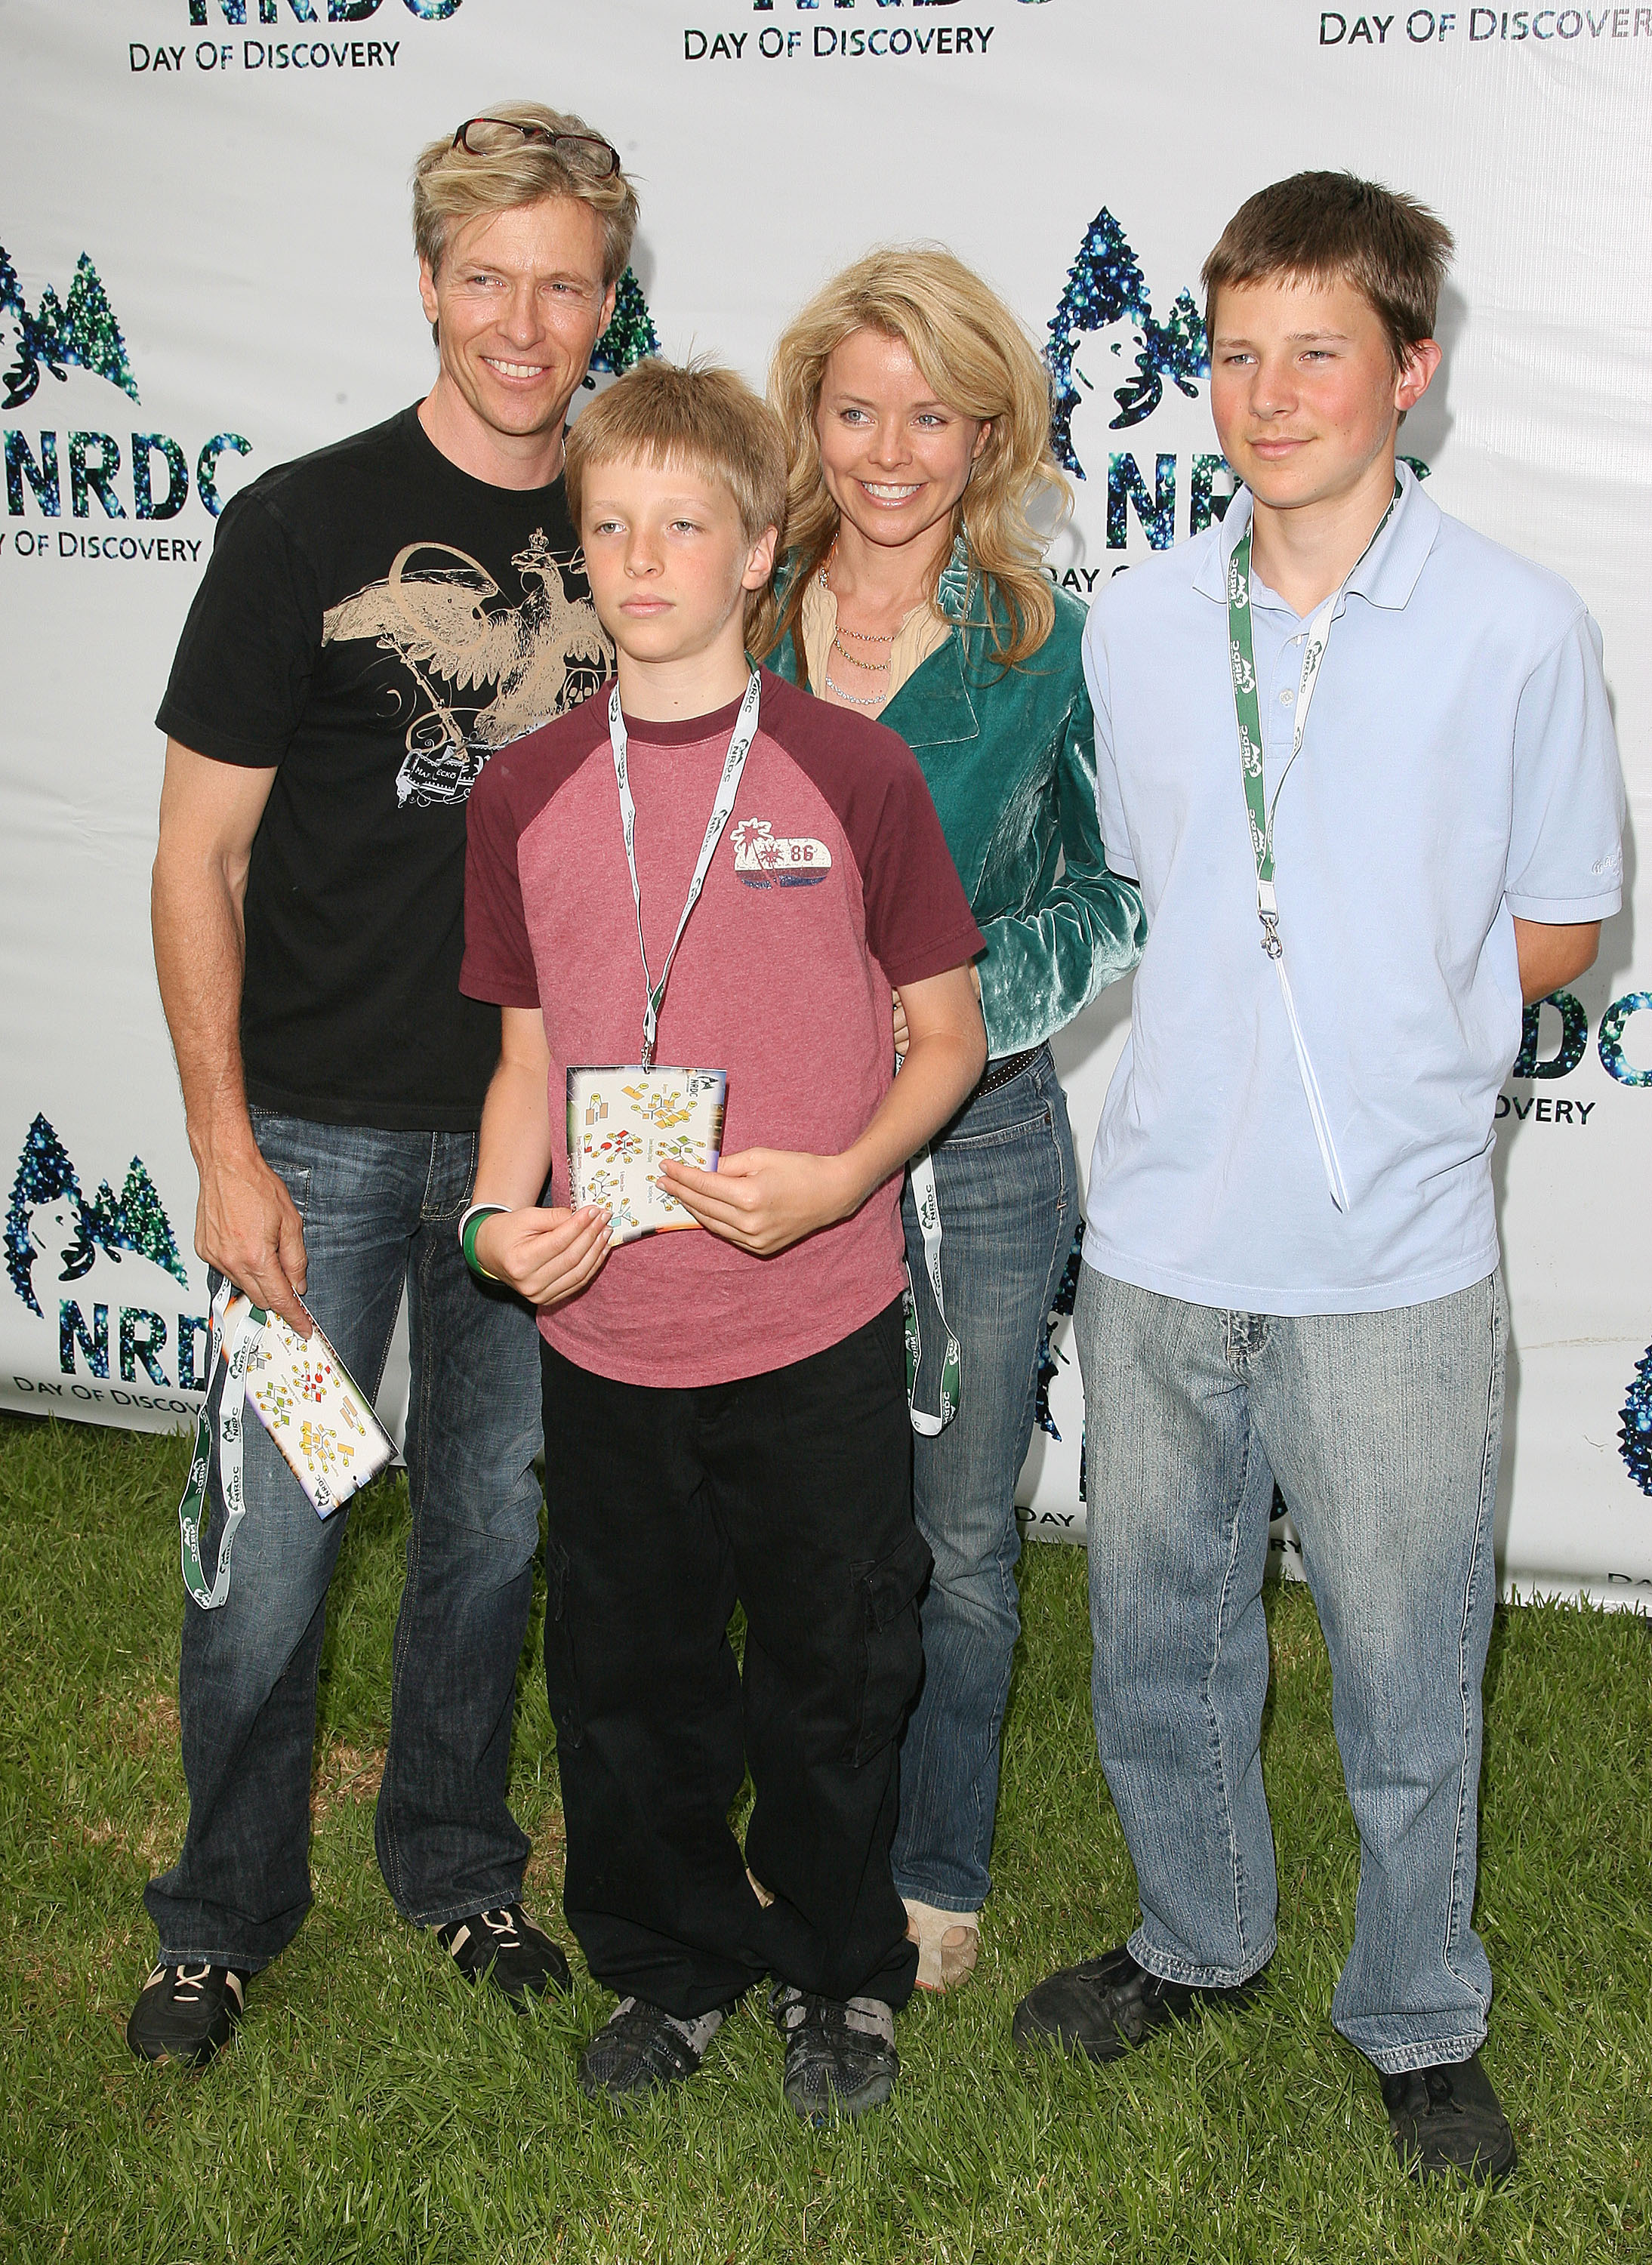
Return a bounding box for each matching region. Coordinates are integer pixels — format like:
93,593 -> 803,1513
1225,482 -> 1398,1210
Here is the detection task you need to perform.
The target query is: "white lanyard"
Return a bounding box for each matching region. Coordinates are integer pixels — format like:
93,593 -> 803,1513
904,1142 -> 960,1435
175,1279 -> 261,1610
609,670 -> 762,1071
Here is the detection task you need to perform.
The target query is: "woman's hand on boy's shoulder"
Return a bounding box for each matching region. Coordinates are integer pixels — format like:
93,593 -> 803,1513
660,1149 -> 857,1259
476,1203 -> 612,1308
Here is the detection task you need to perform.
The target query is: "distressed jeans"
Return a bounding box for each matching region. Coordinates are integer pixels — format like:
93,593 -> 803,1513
892,1045 -> 1079,1913
1075,1263 -> 1506,2073
144,1112 -> 544,1971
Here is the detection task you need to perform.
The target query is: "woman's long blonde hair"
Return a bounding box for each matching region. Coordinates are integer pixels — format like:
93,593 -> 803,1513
765,245 -> 1069,677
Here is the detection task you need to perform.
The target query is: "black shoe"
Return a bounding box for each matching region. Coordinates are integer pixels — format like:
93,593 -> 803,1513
578,1997 -> 730,2107
1012,1944 -> 1265,2063
126,1959 -> 248,2066
1381,2054 -> 1517,2185
770,1986 -> 898,2123
436,1905 -> 571,2007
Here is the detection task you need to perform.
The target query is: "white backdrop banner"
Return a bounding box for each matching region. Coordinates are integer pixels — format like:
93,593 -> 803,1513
2,0 -> 1647,1604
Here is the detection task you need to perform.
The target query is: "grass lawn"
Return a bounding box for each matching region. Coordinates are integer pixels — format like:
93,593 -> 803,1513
1,1408 -> 1649,2263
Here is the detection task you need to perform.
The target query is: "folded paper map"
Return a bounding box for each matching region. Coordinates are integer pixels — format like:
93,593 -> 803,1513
568,1066 -> 728,1245
223,1294 -> 396,1517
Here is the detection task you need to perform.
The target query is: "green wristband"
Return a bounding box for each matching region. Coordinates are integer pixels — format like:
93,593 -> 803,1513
460,1203 -> 508,1282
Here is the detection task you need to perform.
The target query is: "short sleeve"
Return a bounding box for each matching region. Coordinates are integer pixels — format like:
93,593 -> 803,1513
154,489 -> 321,767
461,766 -> 541,1008
858,747 -> 985,987
1082,609 -> 1137,882
1504,610 -> 1626,922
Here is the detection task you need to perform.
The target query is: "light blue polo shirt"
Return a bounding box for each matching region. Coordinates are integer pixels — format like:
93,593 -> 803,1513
1083,464 -> 1625,1316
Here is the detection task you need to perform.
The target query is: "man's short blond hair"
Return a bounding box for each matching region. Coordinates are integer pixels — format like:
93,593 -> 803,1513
565,360 -> 787,647
411,102 -> 639,288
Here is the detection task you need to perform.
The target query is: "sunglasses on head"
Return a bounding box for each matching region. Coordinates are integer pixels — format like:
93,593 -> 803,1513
451,118 -> 621,178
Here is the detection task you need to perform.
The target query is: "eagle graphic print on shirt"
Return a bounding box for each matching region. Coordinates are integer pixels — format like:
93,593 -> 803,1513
321,527 -> 610,808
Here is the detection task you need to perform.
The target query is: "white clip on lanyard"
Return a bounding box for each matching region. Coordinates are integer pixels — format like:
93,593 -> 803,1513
1227,486 -> 1398,1214
904,1139 -> 960,1435
175,1278 -> 263,1610
609,670 -> 762,1071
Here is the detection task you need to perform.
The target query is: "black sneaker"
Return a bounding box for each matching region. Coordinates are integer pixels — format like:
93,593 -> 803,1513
1381,2054 -> 1517,2184
1012,1944 -> 1265,2063
126,1959 -> 248,2066
578,1997 -> 731,2106
770,1986 -> 898,2123
435,1905 -> 571,2007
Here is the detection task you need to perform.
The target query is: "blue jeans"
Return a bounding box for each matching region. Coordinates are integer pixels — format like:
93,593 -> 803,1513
892,1046 -> 1078,1913
143,1114 -> 544,1971
1074,1263 -> 1506,2073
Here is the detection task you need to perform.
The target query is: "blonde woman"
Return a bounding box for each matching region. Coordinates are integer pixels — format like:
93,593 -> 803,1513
766,249 -> 1145,1989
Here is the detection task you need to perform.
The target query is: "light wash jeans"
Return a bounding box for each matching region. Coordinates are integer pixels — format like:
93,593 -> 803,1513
145,1113 -> 544,1971
1074,1262 -> 1506,2074
892,1046 -> 1079,1913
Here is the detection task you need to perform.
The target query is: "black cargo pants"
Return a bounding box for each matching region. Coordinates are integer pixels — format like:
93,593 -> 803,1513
539,1296 -> 928,2019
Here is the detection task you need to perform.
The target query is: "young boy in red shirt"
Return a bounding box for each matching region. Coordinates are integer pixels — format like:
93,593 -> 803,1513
459,360 -> 985,2119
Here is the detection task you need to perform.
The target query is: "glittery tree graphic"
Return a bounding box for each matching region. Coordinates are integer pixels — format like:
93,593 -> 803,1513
1045,208 -> 1208,476
5,1114 -> 186,1315
5,1114 -> 84,1315
88,1158 -> 189,1290
1619,1346 -> 1652,1497
0,245 -> 140,413
587,267 -> 661,381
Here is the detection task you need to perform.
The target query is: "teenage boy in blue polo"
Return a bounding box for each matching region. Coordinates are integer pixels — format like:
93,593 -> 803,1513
1014,174 -> 1625,2184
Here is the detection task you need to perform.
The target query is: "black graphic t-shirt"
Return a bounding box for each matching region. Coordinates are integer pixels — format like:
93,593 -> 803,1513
156,404 -> 608,1130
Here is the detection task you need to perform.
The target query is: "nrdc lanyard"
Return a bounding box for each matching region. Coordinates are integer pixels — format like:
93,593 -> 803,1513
1226,482 -> 1398,1214
904,1140 -> 960,1435
175,1277 -> 264,1610
609,669 -> 763,1071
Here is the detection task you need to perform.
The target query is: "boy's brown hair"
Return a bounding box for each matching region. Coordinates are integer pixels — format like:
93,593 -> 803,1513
1202,171 -> 1453,368
565,359 -> 788,649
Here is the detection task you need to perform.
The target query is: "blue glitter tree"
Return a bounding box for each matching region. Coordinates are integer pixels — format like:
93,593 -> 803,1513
1046,214 -> 1210,477
1047,209 -> 1151,473
5,1114 -> 85,1317
1619,1345 -> 1652,1497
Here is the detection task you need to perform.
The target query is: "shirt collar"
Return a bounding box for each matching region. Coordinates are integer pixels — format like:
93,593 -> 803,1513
1192,460 -> 1441,615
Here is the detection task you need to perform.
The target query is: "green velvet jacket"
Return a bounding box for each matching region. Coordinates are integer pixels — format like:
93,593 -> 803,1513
772,545 -> 1146,1057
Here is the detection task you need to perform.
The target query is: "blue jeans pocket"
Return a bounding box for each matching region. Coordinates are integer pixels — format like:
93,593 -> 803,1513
846,1525 -> 932,1765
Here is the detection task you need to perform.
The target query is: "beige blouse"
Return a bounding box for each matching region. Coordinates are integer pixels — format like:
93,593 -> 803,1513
799,564 -> 952,710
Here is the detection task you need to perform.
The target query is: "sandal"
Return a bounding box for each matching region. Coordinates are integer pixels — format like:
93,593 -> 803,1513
904,1897 -> 980,1992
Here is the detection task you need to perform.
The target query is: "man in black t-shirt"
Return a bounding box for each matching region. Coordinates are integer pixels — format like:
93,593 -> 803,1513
129,106 -> 639,2068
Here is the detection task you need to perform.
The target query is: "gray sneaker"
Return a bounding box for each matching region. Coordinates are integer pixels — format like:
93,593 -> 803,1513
769,1986 -> 898,2122
577,1996 -> 730,2107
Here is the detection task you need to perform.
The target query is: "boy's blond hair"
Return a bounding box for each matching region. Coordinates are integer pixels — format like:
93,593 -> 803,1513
565,360 -> 788,649
411,103 -> 639,288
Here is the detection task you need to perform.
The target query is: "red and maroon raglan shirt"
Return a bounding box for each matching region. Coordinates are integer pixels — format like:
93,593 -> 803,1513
461,667 -> 984,1387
